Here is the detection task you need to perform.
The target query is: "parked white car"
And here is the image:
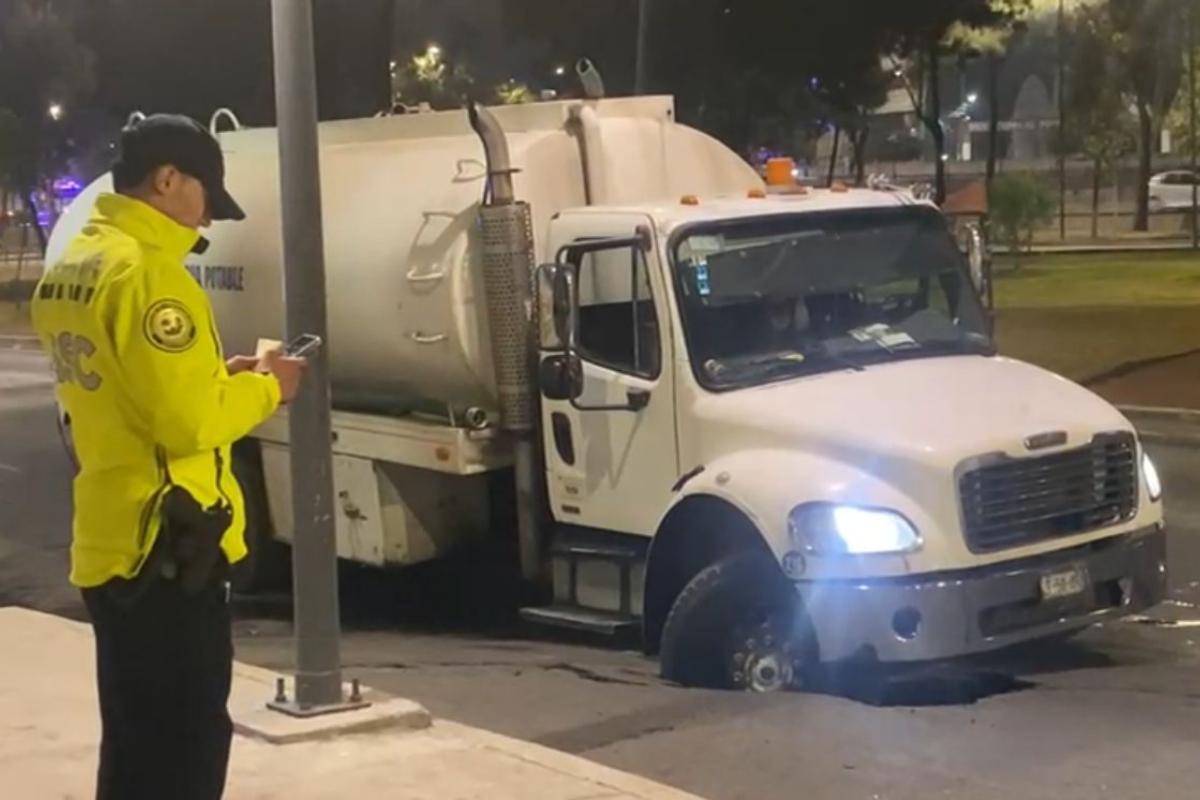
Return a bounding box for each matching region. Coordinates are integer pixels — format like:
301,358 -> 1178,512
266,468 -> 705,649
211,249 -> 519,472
1148,170 -> 1200,212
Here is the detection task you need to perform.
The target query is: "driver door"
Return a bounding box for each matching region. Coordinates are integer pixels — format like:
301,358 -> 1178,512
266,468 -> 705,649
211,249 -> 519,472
539,213 -> 679,536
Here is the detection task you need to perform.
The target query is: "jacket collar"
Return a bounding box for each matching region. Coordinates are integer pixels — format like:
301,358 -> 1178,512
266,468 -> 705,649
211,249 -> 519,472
91,193 -> 205,261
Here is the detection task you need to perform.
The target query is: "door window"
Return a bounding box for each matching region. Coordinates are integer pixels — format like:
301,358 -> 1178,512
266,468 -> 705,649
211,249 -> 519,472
566,244 -> 661,378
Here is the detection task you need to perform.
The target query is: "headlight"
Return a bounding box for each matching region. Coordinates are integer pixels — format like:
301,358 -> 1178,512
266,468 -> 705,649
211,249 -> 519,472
1143,452 -> 1162,502
789,504 -> 922,555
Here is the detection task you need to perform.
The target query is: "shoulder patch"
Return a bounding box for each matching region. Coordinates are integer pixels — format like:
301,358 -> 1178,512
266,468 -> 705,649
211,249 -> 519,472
143,298 -> 198,353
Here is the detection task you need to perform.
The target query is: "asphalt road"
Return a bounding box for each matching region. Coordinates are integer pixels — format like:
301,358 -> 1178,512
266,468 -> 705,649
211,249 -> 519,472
4,345 -> 1200,800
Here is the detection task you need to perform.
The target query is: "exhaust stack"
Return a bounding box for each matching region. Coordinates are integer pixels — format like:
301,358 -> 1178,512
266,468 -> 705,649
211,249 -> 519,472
468,102 -> 543,582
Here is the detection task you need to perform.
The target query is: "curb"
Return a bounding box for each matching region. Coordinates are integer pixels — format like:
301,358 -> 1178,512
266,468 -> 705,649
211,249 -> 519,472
1018,244 -> 1197,255
1117,405 -> 1200,424
1137,430 -> 1200,447
1117,405 -> 1200,447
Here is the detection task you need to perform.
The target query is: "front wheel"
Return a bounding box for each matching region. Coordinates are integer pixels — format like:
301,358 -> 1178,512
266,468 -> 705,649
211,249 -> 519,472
659,552 -> 816,692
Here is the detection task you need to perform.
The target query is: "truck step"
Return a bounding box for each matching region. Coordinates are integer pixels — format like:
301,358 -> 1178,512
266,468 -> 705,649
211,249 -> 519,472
520,605 -> 640,637
549,541 -> 643,562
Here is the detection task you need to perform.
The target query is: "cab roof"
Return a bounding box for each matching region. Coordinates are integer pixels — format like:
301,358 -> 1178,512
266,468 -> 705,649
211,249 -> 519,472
564,187 -> 938,235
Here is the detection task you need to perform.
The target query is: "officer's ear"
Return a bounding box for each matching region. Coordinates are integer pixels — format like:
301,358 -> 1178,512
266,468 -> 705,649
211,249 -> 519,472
151,164 -> 182,197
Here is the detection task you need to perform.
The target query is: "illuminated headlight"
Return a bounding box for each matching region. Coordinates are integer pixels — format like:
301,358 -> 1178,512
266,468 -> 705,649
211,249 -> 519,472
1143,453 -> 1163,502
788,504 -> 922,555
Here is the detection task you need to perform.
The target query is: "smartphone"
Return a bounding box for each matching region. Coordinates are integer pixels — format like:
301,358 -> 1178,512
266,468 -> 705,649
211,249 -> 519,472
283,333 -> 322,358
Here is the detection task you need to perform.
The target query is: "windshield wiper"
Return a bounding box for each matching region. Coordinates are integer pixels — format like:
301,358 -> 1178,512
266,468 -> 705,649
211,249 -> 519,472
902,333 -> 994,357
805,343 -> 868,373
706,347 -> 865,384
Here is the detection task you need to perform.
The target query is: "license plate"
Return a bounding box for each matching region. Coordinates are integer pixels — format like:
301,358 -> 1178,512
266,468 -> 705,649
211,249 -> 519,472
1040,567 -> 1089,600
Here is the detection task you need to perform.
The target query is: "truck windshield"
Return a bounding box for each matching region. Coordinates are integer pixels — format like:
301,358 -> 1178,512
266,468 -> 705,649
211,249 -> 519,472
671,206 -> 994,390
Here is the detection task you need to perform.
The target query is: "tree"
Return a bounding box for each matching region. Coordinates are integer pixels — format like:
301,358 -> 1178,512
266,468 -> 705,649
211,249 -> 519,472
0,0 -> 94,253
391,45 -> 476,110
495,79 -> 537,105
886,1 -> 1032,204
814,58 -> 891,185
1068,4 -> 1136,238
390,46 -> 540,111
944,1 -> 1034,188
502,0 -> 1030,167
1107,0 -> 1185,231
990,171 -> 1055,263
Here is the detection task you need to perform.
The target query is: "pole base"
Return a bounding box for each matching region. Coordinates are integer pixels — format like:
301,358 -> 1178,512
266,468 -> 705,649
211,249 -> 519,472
266,696 -> 372,719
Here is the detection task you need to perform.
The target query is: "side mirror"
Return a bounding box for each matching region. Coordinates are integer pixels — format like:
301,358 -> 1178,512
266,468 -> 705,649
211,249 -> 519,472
551,264 -> 578,350
539,352 -> 584,401
965,224 -> 985,293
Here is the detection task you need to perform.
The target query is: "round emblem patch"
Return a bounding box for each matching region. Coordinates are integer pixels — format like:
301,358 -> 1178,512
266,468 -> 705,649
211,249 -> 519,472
143,299 -> 197,353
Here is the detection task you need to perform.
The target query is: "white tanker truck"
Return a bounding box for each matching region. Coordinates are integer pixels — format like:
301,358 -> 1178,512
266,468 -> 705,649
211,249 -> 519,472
49,95 -> 1167,692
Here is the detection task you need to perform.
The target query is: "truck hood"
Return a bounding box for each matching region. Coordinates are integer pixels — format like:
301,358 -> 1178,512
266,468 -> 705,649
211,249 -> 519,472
692,355 -> 1132,472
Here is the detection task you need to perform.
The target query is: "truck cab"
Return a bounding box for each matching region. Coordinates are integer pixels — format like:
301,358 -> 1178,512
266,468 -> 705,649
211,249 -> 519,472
529,190 -> 1165,690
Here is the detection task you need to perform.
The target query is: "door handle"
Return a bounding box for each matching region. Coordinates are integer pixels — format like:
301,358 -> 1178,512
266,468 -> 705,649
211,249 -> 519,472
627,388 -> 651,411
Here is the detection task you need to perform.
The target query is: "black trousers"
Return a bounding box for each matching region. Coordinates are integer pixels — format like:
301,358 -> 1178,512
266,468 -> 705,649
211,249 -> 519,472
82,569 -> 234,800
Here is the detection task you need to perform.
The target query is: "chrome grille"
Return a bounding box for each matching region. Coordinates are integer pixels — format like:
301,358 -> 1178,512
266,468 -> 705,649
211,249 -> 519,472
959,432 -> 1138,553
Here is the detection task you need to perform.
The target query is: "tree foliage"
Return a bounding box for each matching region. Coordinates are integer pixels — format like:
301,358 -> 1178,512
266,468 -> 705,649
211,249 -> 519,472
885,0 -> 1032,202
1067,4 -> 1136,237
990,171 -> 1055,261
0,0 -> 95,251
391,46 -> 476,110
502,0 -> 1027,176
1068,6 -> 1136,169
1104,0 -> 1185,231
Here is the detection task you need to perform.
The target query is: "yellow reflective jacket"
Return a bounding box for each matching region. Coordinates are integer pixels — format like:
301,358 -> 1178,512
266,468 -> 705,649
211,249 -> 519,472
31,193 -> 281,588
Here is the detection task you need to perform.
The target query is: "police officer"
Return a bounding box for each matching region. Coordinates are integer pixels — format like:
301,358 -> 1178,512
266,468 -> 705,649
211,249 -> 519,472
31,114 -> 306,799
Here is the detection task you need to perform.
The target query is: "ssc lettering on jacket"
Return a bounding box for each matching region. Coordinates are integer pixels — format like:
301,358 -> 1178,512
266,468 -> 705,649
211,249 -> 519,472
49,332 -> 103,391
185,264 -> 245,292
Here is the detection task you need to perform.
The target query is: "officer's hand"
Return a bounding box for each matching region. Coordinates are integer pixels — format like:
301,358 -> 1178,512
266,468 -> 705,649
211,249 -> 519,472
261,349 -> 307,403
226,355 -> 260,376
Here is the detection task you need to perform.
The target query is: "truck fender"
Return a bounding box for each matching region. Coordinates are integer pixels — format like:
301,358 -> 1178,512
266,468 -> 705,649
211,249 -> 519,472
641,449 -> 926,652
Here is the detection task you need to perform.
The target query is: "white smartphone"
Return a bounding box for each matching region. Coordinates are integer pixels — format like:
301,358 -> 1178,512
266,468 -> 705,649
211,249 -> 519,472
283,333 -> 322,358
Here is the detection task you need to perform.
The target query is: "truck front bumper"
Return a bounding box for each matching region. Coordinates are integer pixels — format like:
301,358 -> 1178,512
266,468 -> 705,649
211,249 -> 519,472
798,526 -> 1167,664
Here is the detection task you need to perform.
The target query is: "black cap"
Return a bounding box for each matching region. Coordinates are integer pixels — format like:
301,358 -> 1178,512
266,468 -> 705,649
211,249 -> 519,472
112,113 -> 245,222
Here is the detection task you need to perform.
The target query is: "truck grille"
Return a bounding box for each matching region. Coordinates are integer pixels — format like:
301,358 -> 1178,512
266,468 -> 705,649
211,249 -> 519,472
959,432 -> 1138,553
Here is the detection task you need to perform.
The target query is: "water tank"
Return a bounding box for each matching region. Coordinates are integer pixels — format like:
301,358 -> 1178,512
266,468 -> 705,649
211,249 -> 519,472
47,98 -> 761,416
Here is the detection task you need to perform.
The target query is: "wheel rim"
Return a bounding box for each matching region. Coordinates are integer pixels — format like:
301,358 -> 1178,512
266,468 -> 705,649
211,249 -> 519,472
726,612 -> 804,693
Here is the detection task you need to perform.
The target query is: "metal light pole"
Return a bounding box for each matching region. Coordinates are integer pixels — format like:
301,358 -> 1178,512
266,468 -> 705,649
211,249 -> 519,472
269,0 -> 349,713
1190,0 -> 1198,249
635,0 -> 650,94
1057,0 -> 1067,241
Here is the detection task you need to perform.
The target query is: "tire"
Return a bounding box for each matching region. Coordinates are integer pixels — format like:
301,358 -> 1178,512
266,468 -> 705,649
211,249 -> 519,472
659,551 -> 816,692
230,446 -> 288,595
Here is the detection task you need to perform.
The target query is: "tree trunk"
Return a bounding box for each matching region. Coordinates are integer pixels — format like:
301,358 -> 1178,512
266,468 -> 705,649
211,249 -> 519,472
1091,157 -> 1101,240
927,41 -> 947,205
827,125 -> 841,187
986,52 -> 1001,189
852,127 -> 870,186
14,217 -> 29,296
21,189 -> 48,255
1135,102 -> 1153,231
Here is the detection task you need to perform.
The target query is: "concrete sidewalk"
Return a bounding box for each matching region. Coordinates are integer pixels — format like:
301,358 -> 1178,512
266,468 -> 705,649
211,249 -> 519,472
0,607 -> 702,800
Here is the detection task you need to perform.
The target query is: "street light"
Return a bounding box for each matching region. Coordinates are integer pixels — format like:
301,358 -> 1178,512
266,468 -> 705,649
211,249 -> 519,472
966,92 -> 979,105
426,43 -> 441,58
554,65 -> 566,77
48,103 -> 63,121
